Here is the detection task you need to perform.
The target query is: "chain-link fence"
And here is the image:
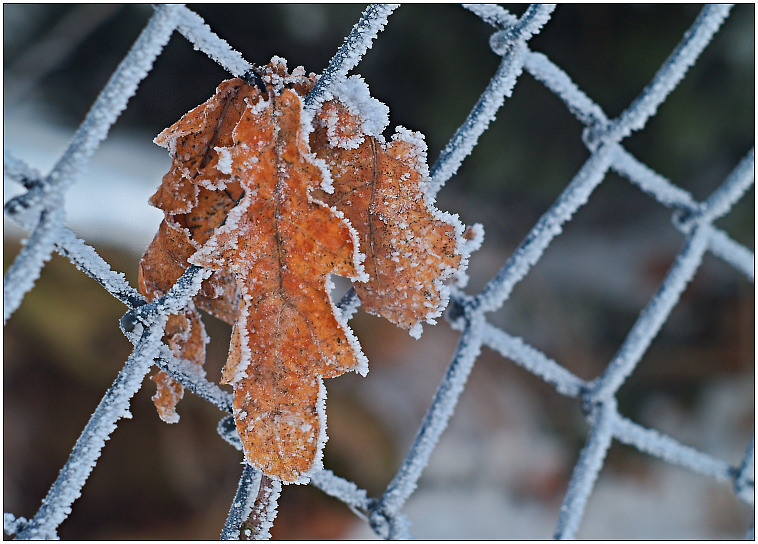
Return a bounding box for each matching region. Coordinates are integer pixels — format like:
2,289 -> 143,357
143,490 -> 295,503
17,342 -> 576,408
3,4 -> 754,539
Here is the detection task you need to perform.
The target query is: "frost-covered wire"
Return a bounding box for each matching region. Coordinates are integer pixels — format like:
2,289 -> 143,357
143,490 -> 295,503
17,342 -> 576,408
610,146 -> 755,283
304,4 -> 399,110
598,4 -> 733,144
3,205 -> 62,323
524,51 -> 608,127
9,5 -> 179,213
611,146 -> 700,210
377,317 -> 484,515
9,230 -> 210,539
221,464 -> 262,540
54,227 -> 145,309
3,5 -> 180,325
4,157 -> 143,311
735,436 -> 755,505
120,265 -> 209,336
245,477 -> 281,540
473,144 -> 614,313
41,5 -> 179,193
429,5 -> 555,197
553,400 -> 616,540
698,148 -> 755,225
588,226 -> 710,401
481,322 -> 585,397
612,415 -> 739,485
704,226 -> 755,282
335,286 -> 361,322
429,41 -> 526,195
462,3 -> 518,29
3,149 -> 42,189
310,469 -> 372,513
174,5 -> 252,77
14,323 -> 167,540
153,345 -> 234,413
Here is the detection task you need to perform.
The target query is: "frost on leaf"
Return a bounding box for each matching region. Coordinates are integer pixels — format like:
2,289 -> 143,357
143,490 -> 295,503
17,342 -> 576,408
184,61 -> 367,483
138,78 -> 251,423
311,94 -> 472,336
139,57 -> 480,482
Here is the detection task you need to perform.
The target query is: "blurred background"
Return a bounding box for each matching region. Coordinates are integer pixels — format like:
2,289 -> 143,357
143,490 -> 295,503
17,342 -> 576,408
3,4 -> 754,539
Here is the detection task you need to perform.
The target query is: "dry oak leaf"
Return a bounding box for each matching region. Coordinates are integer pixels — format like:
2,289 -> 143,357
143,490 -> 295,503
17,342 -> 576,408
138,221 -> 212,423
139,59 -> 482,481
138,78 -> 255,422
188,78 -> 369,483
311,80 -> 479,338
140,67 -> 322,424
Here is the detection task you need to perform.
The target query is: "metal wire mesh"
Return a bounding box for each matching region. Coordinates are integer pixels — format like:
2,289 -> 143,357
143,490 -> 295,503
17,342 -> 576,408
3,3 -> 754,540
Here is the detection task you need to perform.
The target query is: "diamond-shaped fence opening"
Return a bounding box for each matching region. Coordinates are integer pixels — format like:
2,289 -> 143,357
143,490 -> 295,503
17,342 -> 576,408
3,4 -> 754,540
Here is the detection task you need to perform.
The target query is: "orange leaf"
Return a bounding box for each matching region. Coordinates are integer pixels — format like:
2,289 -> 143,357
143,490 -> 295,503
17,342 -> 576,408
138,78 -> 253,421
189,65 -> 368,483
311,86 -> 472,337
138,220 -> 209,423
139,60 -> 481,482
149,308 -> 206,423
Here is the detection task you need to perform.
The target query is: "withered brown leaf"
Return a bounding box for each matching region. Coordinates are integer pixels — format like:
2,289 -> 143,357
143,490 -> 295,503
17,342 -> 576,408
138,78 -> 251,422
186,64 -> 368,483
311,89 -> 471,337
138,60 -> 481,483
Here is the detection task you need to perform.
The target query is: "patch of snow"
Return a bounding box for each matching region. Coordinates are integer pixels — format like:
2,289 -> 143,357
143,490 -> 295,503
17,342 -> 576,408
214,146 -> 233,175
331,75 -> 390,142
